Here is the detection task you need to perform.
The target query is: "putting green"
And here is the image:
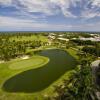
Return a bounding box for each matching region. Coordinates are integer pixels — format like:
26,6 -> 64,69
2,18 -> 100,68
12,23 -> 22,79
9,56 -> 49,70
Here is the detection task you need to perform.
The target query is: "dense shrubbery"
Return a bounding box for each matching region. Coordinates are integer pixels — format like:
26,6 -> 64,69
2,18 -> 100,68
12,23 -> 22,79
82,46 -> 100,57
71,39 -> 95,46
0,33 -> 43,61
96,63 -> 100,88
0,39 -> 26,61
53,59 -> 98,100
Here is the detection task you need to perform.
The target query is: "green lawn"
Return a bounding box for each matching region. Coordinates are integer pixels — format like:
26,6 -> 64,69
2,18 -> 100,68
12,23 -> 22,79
9,56 -> 49,70
66,48 -> 79,59
10,35 -> 48,42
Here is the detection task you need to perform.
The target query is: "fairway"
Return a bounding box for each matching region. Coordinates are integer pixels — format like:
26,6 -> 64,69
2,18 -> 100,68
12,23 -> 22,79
9,56 -> 49,70
10,35 -> 48,42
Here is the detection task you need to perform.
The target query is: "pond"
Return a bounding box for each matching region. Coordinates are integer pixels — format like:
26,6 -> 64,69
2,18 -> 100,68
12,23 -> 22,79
2,49 -> 77,93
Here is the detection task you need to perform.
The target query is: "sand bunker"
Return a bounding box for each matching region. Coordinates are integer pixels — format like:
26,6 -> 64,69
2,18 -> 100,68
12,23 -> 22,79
0,61 -> 5,64
21,56 -> 29,60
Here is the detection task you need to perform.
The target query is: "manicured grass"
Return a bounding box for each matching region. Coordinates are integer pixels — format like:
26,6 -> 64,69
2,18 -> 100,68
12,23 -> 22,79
66,48 -> 79,59
10,35 -> 48,42
9,56 -> 49,70
0,49 -> 77,100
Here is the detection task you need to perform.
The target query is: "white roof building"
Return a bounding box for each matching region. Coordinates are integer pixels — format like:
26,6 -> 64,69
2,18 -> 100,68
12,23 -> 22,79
79,37 -> 100,42
57,38 -> 69,42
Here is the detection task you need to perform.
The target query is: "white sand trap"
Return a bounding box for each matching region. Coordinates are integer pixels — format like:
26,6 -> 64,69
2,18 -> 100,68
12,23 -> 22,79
21,55 -> 29,60
0,61 -> 5,64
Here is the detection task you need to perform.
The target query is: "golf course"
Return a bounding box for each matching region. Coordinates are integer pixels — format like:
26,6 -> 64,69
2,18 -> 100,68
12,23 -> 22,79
0,49 -> 77,100
1,0 -> 100,99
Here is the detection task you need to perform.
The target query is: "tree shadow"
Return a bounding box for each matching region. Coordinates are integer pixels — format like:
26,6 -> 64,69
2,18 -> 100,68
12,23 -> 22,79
2,49 -> 77,93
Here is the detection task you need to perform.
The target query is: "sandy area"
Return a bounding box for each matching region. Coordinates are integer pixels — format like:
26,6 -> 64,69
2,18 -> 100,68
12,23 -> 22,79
0,61 -> 5,64
21,55 -> 30,60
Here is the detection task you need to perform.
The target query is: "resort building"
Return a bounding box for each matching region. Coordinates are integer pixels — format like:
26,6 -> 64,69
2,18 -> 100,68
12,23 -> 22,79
57,38 -> 69,42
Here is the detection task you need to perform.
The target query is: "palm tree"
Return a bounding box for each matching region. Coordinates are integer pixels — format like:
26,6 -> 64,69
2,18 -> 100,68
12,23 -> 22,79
53,56 -> 98,100
54,65 -> 97,100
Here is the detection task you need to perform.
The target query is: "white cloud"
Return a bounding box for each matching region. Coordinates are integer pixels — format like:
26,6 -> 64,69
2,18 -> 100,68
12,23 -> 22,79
0,0 -> 12,6
0,16 -> 36,27
0,0 -> 100,31
17,0 -> 55,15
83,0 -> 100,18
81,9 -> 100,19
0,0 -> 100,19
92,0 -> 100,7
74,23 -> 100,31
0,16 -> 73,31
0,0 -> 77,18
0,16 -> 100,31
0,0 -> 100,18
50,0 -> 77,17
15,0 -> 100,18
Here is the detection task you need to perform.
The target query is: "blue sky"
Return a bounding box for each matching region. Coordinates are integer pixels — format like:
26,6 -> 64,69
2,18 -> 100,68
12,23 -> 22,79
0,0 -> 100,31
